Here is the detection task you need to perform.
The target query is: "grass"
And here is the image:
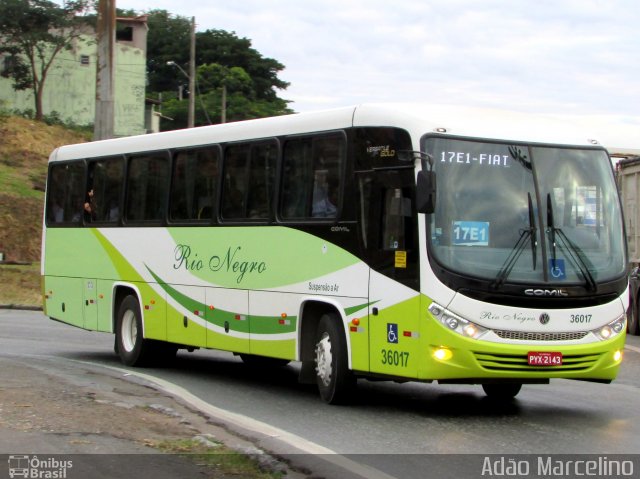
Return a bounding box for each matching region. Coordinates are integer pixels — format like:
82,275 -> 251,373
155,439 -> 285,479
0,115 -> 88,264
0,163 -> 45,199
0,263 -> 41,307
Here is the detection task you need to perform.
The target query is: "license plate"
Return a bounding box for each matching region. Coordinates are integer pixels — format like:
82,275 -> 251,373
527,351 -> 562,366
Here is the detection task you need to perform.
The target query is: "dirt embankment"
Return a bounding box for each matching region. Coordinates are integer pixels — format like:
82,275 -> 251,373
0,194 -> 44,262
0,116 -> 87,262
0,356 -> 297,478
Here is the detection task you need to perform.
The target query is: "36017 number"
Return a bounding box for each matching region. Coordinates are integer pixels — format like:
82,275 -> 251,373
381,349 -> 409,367
570,314 -> 592,323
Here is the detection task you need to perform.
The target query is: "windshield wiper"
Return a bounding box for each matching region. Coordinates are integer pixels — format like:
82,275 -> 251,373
492,193 -> 537,289
527,192 -> 537,270
546,194 -> 597,292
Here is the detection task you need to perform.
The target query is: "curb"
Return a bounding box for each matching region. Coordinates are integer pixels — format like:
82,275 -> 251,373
0,304 -> 42,311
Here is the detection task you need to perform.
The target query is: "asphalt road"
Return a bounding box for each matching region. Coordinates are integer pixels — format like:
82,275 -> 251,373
2,309 -> 640,478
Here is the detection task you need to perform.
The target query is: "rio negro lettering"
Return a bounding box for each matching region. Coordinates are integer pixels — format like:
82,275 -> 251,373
174,244 -> 266,283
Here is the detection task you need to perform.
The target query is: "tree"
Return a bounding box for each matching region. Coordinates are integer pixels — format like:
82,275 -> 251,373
142,10 -> 292,129
194,29 -> 289,102
144,9 -> 192,95
0,0 -> 93,121
161,62 -> 291,129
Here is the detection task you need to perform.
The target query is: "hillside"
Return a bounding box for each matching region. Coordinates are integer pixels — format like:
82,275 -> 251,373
0,116 -> 88,262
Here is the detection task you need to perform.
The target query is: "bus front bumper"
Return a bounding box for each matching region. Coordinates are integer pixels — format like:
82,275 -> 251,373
419,320 -> 626,383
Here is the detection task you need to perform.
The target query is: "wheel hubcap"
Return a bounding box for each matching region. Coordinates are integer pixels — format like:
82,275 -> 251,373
315,332 -> 332,386
121,310 -> 137,352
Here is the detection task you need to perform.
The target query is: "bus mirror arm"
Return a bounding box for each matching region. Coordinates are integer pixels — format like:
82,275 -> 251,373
416,170 -> 436,214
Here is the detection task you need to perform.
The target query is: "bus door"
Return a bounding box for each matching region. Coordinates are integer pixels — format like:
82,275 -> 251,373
359,168 -> 420,378
83,278 -> 98,330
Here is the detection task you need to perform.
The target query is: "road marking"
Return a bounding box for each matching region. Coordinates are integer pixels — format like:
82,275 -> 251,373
624,343 -> 640,354
94,362 -> 398,479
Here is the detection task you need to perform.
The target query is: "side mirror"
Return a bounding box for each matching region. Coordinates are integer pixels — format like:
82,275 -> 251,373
416,170 -> 436,214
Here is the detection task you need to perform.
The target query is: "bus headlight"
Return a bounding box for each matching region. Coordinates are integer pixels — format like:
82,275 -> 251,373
593,316 -> 626,341
429,303 -> 488,339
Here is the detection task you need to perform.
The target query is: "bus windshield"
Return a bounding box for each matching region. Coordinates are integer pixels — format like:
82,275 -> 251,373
423,137 -> 626,286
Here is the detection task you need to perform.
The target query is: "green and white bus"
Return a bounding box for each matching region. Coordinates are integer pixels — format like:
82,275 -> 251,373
42,104 -> 628,403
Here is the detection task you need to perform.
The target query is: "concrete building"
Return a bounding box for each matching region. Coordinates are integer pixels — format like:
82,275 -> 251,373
0,16 -> 148,137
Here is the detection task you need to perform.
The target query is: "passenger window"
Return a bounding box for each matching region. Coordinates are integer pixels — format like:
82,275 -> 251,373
46,162 -> 86,225
221,145 -> 250,219
221,141 -> 277,220
88,157 -> 123,223
170,147 -> 220,221
281,134 -> 344,220
246,143 -> 277,219
126,154 -> 170,222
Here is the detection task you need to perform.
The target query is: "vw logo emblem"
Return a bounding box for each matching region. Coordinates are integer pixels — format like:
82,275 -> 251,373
539,313 -> 550,325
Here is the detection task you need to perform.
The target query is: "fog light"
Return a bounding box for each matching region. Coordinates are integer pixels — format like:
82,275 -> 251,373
614,350 -> 622,362
433,347 -> 452,361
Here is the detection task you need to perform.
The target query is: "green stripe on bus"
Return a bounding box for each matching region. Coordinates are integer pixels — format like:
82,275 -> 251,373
146,266 -> 297,335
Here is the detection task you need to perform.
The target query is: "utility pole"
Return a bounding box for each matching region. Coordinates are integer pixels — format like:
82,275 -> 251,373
94,0 -> 115,140
188,16 -> 196,128
221,84 -> 226,123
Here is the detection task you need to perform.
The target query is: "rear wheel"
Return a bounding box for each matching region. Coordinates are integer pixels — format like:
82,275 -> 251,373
482,383 -> 522,400
116,295 -> 175,366
315,313 -> 355,404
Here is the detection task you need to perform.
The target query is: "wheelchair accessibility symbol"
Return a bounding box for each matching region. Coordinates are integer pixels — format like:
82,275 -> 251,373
387,323 -> 398,344
549,258 -> 566,280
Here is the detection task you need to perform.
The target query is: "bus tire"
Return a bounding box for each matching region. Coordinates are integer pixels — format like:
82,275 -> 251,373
482,383 -> 522,400
627,294 -> 639,336
116,295 -> 157,367
314,313 -> 355,404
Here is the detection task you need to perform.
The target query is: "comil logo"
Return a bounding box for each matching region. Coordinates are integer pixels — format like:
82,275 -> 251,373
8,455 -> 73,478
524,288 -> 569,297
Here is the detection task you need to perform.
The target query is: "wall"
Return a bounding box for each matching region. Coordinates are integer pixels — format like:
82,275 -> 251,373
0,20 -> 147,137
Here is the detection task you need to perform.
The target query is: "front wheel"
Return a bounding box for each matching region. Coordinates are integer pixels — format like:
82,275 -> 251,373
482,383 -> 522,400
315,313 -> 355,404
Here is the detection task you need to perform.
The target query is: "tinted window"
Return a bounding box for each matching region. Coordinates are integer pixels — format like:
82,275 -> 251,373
46,162 -> 86,225
126,153 -> 170,222
170,147 -> 220,221
221,141 -> 277,220
281,134 -> 344,220
381,188 -> 413,251
88,157 -> 123,223
354,127 -> 413,170
246,143 -> 277,219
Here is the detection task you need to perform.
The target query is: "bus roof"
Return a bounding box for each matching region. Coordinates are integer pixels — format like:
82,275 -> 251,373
49,103 -> 602,163
352,103 -> 602,148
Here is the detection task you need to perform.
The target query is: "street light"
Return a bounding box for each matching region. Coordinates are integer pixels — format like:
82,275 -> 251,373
167,60 -> 195,128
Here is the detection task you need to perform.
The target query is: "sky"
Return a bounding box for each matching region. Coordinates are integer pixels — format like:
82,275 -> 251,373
108,1 -> 640,149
